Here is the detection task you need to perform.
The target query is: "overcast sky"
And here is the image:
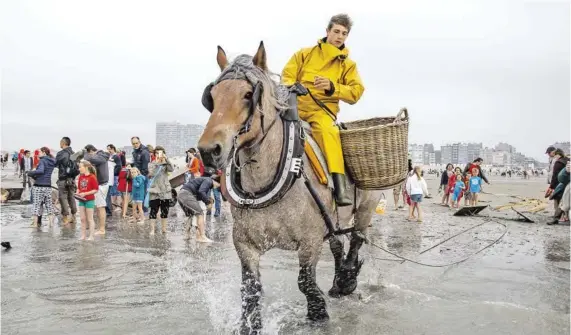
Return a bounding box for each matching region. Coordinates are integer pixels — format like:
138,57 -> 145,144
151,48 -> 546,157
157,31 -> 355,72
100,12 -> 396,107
1,0 -> 569,161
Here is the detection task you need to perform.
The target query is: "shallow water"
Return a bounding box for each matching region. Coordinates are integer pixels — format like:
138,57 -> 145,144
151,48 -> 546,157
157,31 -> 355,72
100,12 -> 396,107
1,194 -> 569,335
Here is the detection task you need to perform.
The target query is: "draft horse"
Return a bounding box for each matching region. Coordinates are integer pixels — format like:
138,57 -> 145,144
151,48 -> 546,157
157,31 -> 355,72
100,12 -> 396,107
198,42 -> 382,334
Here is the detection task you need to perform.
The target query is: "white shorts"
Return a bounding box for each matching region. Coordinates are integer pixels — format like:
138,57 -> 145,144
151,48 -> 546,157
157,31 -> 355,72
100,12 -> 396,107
95,183 -> 109,208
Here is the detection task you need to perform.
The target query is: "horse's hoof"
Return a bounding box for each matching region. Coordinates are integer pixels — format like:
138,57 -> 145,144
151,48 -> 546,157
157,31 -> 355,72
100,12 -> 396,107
328,285 -> 341,298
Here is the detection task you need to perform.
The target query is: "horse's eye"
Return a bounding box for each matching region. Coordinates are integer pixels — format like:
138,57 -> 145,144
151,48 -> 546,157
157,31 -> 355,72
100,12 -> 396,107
244,92 -> 253,99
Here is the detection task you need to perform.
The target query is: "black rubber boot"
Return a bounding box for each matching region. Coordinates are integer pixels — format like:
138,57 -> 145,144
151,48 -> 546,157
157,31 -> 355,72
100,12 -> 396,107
332,173 -> 352,207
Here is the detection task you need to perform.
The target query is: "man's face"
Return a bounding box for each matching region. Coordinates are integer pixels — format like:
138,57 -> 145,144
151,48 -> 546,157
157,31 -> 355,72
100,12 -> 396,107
131,139 -> 141,149
25,152 -> 30,157
326,24 -> 349,48
60,140 -> 65,149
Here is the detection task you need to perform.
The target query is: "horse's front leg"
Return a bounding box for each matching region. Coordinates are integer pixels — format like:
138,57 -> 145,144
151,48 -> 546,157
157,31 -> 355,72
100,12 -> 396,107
236,242 -> 262,335
298,243 -> 329,322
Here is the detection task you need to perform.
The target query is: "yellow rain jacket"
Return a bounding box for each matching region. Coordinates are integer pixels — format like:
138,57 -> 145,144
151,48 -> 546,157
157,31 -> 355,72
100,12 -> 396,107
281,38 -> 365,174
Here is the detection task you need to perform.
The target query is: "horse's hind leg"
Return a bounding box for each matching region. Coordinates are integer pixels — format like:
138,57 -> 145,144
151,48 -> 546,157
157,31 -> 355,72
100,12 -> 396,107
298,243 -> 329,322
336,191 -> 379,296
236,242 -> 262,335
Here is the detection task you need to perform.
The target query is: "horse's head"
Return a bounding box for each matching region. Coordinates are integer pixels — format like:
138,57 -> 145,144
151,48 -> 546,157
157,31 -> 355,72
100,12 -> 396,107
198,42 -> 283,171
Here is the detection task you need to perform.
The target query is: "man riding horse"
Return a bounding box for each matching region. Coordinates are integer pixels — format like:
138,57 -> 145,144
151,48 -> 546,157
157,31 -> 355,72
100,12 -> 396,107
281,13 -> 364,206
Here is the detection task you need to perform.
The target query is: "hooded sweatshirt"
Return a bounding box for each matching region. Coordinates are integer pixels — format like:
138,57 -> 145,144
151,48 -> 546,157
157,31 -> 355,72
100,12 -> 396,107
27,156 -> 56,187
132,145 -> 150,177
84,150 -> 111,185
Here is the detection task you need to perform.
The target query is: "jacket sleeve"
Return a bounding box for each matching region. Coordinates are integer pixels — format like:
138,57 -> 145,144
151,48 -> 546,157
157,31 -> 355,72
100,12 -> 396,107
198,179 -> 212,203
440,173 -> 447,187
422,179 -> 429,196
85,152 -> 107,167
479,168 -> 489,184
27,160 -> 44,177
141,151 -> 150,176
113,155 -> 122,176
281,50 -> 304,86
330,62 -> 365,105
165,158 -> 174,172
405,177 -> 412,195
551,161 -> 564,189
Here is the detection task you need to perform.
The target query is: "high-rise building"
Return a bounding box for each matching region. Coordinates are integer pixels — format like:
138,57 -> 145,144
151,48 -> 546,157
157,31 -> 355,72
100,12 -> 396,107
435,150 -> 442,165
409,144 -> 424,166
458,143 -> 469,164
441,145 -> 453,165
156,122 -> 205,157
467,143 -> 483,163
495,142 -> 516,154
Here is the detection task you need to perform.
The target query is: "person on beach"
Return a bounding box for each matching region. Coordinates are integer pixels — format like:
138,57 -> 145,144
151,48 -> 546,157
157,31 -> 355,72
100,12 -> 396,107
27,147 -> 56,228
406,166 -> 429,222
546,149 -> 570,225
117,163 -> 133,219
463,172 -> 472,207
106,144 -> 123,216
129,167 -> 146,223
469,167 -> 483,206
451,170 -> 466,208
147,146 -> 174,235
20,150 -> 33,188
56,137 -> 78,225
178,174 -> 220,242
439,163 -> 454,205
76,161 -> 99,240
464,157 -> 490,186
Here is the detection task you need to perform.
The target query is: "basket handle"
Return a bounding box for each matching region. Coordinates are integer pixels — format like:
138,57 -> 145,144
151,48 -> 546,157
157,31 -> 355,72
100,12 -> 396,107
394,107 -> 409,123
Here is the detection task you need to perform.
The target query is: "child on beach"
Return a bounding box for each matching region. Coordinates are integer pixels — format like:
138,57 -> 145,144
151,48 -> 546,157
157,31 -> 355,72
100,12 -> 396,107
469,167 -> 483,206
117,163 -> 133,219
463,171 -> 472,207
129,167 -> 146,223
406,166 -> 429,222
451,171 -> 466,208
76,161 -> 99,240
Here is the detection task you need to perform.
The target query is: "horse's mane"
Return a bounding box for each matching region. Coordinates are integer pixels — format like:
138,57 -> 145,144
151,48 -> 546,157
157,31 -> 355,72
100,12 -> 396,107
216,54 -> 289,115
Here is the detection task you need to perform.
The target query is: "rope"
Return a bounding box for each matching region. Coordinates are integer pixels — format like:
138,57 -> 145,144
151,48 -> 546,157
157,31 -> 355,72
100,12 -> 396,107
367,218 -> 508,268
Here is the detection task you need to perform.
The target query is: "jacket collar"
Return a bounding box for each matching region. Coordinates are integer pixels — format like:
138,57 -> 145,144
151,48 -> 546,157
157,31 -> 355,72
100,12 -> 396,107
317,38 -> 349,61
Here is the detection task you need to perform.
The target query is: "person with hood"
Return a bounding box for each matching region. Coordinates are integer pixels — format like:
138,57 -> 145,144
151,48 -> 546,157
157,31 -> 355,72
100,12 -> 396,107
147,146 -> 174,235
178,174 -> 220,242
27,147 -> 57,228
56,137 -> 78,225
281,13 -> 364,207
72,144 -> 110,234
546,149 -> 570,225
131,137 -> 150,177
16,149 -> 24,176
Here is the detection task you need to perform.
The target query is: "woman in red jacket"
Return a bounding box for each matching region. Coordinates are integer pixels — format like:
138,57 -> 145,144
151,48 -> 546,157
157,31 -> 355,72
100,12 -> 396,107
33,149 -> 40,169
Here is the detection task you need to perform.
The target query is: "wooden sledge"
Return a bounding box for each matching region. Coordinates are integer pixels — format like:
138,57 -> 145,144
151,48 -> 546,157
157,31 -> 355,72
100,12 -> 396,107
453,205 -> 487,217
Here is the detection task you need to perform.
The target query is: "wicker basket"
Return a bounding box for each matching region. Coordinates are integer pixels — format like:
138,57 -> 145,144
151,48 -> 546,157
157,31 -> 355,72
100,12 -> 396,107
340,108 -> 409,190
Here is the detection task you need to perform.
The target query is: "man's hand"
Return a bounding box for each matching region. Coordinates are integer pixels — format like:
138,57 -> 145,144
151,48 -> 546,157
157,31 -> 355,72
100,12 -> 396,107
314,76 -> 332,91
546,188 -> 554,197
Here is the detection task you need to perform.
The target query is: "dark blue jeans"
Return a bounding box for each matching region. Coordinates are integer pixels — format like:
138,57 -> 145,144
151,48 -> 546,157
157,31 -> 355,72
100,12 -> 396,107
213,188 -> 221,216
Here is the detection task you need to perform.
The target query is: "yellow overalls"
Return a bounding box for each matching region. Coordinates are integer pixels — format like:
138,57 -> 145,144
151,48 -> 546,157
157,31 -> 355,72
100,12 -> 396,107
281,38 -> 365,175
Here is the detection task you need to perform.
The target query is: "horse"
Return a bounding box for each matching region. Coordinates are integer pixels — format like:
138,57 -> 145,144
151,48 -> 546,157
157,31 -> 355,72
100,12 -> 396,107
198,42 -> 382,334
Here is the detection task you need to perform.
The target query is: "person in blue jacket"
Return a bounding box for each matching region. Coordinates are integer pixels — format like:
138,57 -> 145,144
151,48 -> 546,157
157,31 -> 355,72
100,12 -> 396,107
177,175 -> 220,243
27,147 -> 56,228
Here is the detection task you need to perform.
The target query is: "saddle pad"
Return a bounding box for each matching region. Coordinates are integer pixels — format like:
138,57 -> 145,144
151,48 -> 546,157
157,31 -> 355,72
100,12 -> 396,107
302,121 -> 334,189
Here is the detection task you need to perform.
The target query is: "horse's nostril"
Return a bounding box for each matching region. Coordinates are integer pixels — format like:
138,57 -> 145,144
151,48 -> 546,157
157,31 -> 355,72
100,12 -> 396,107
213,144 -> 222,157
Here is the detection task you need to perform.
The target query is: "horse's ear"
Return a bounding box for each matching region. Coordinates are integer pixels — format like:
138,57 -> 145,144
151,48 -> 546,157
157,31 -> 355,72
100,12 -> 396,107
252,41 -> 267,71
217,45 -> 228,72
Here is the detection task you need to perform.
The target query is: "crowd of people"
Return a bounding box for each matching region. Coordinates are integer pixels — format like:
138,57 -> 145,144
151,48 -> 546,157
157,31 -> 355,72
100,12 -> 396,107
11,136 -> 223,242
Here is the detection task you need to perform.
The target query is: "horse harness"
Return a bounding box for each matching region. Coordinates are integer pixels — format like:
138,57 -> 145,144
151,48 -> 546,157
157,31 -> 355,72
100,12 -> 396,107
202,72 -> 354,240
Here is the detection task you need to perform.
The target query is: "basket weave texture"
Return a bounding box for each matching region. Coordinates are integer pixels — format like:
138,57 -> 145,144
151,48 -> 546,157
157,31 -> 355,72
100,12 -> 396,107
340,108 -> 409,190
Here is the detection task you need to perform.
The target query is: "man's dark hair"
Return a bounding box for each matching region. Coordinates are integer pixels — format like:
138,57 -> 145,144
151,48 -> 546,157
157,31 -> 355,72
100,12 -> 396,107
131,136 -> 140,141
327,13 -> 353,32
85,144 -> 97,152
188,148 -> 197,154
474,157 -> 483,163
107,144 -> 117,152
24,150 -> 30,155
61,137 -> 71,146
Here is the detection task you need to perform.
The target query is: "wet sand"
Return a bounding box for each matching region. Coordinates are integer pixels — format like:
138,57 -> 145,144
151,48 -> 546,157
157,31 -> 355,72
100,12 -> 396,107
1,169 -> 569,335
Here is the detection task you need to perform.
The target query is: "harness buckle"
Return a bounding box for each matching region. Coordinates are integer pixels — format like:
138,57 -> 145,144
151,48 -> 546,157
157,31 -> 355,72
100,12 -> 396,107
290,158 -> 303,175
